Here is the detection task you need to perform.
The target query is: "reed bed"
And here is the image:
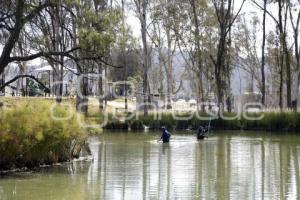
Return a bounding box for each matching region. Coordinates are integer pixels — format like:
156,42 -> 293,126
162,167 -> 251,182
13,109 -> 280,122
0,100 -> 87,170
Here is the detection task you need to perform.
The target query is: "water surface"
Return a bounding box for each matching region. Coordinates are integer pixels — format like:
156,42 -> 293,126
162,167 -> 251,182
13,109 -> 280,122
0,131 -> 300,200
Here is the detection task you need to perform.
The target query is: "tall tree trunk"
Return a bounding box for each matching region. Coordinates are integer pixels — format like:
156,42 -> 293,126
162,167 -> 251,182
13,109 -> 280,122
0,73 -> 5,95
215,30 -> 227,114
158,49 -> 164,101
294,32 -> 300,111
261,0 -> 266,106
0,0 -> 24,75
76,73 -> 89,116
124,61 -> 128,111
121,0 -> 128,112
104,66 -> 108,107
191,0 -> 204,112
141,0 -> 149,116
284,38 -> 291,108
226,26 -> 232,113
99,64 -> 104,111
73,4 -> 88,115
54,6 -> 63,103
289,4 -> 300,111
283,3 -> 292,109
166,28 -> 173,110
279,51 -> 284,110
278,0 -> 291,108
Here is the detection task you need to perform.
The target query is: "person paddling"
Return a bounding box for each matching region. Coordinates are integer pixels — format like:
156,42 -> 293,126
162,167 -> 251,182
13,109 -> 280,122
159,127 -> 171,143
197,125 -> 209,140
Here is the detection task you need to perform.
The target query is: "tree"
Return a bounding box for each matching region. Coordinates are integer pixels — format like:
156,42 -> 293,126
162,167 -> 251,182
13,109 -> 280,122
235,15 -> 262,94
252,0 -> 292,108
211,0 -> 245,113
0,0 -> 79,76
289,0 -> 300,110
173,0 -> 217,111
133,0 -> 150,115
262,0 -> 267,105
0,0 -> 122,115
266,30 -> 282,107
72,0 -> 121,114
148,0 -> 180,109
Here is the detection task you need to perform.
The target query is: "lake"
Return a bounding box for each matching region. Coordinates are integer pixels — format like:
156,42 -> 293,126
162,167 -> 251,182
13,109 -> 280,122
0,131 -> 300,200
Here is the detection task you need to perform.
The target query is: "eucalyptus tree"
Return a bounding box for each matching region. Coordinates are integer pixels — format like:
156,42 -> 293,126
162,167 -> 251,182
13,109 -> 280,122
211,0 -> 245,113
132,0 -> 150,115
147,6 -> 165,99
148,0 -> 179,109
116,0 -> 140,111
289,0 -> 300,110
252,0 -> 293,109
266,30 -> 282,106
274,0 -> 292,109
71,0 -> 121,114
250,0 -> 268,105
262,0 -> 267,105
171,0 -> 217,111
234,15 -> 262,93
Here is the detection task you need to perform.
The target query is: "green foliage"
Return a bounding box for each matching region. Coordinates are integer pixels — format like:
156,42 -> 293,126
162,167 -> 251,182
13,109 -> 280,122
78,6 -> 122,56
0,101 -> 87,170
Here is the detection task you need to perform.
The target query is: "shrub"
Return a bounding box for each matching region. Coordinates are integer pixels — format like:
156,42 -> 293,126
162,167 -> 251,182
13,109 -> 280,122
0,101 -> 87,170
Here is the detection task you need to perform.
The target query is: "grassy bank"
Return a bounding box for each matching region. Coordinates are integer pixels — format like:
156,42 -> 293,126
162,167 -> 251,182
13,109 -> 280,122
104,112 -> 300,132
0,99 -> 87,171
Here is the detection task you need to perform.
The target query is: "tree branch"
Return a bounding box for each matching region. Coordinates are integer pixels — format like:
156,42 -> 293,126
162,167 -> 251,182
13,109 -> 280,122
210,54 -> 217,67
226,0 -> 246,34
251,0 -> 279,25
9,47 -> 80,62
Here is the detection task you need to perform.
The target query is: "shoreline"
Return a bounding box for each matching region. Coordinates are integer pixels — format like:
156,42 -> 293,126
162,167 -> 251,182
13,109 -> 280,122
103,112 -> 300,132
0,156 -> 94,176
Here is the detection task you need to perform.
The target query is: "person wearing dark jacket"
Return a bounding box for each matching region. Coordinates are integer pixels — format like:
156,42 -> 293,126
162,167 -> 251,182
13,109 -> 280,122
160,127 -> 171,143
197,126 -> 208,140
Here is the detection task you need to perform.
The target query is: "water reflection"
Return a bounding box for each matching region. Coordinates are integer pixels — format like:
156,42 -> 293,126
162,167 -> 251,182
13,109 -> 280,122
0,132 -> 300,200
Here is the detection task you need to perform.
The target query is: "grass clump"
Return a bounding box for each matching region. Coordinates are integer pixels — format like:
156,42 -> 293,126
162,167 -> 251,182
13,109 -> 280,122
0,100 -> 87,170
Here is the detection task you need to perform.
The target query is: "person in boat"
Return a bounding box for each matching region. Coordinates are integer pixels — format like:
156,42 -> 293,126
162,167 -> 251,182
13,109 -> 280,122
160,127 -> 171,143
197,125 -> 209,140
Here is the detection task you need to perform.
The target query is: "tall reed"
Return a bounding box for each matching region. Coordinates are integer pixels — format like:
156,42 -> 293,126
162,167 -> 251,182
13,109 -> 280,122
0,100 -> 87,170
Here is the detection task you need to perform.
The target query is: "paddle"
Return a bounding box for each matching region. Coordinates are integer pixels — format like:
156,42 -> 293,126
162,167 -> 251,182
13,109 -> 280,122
207,116 -> 212,136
